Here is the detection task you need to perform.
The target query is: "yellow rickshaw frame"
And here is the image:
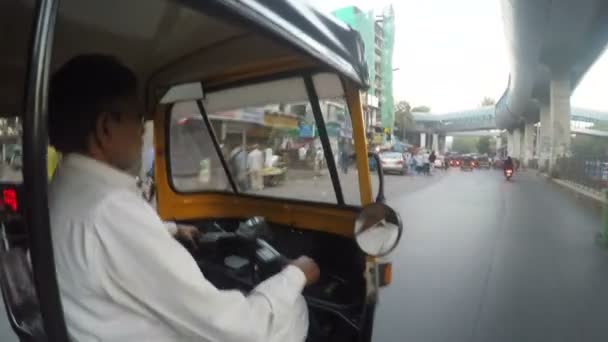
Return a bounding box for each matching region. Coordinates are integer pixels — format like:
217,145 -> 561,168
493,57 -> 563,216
154,60 -> 373,237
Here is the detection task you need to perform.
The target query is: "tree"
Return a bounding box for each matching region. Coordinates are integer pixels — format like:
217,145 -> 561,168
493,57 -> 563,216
411,105 -> 431,113
393,100 -> 414,140
480,97 -> 496,106
571,135 -> 607,159
452,137 -> 478,153
395,101 -> 411,114
477,136 -> 492,154
594,121 -> 608,132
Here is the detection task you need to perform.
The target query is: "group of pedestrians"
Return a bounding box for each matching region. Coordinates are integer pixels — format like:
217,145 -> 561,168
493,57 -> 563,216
228,144 -> 265,191
408,150 -> 437,176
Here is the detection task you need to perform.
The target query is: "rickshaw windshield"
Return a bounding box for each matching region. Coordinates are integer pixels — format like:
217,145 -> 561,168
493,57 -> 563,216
165,73 -> 362,205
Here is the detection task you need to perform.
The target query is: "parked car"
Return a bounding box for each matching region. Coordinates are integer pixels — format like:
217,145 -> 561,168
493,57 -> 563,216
380,151 -> 408,175
477,157 -> 491,169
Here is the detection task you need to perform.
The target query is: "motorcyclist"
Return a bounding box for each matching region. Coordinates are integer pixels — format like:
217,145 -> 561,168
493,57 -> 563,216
503,156 -> 514,178
504,156 -> 514,170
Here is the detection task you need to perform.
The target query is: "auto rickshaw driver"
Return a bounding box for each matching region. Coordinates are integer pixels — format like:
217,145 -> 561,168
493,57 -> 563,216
47,54 -> 320,342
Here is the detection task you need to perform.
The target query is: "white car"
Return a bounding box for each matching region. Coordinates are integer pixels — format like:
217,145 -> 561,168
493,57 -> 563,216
380,152 -> 408,175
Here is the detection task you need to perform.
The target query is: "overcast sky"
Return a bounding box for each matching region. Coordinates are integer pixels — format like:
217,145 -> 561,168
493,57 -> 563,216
307,0 -> 608,113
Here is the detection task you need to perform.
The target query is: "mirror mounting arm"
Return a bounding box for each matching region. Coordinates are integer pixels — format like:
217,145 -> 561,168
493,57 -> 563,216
368,152 -> 385,203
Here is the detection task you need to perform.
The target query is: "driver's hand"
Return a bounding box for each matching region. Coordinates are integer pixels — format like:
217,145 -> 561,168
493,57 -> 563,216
290,256 -> 320,286
175,224 -> 201,250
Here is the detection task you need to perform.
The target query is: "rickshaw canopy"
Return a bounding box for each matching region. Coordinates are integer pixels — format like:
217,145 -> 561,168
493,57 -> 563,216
0,0 -> 369,117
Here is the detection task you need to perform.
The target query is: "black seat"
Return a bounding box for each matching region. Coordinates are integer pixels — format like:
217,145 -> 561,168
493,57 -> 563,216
0,248 -> 47,342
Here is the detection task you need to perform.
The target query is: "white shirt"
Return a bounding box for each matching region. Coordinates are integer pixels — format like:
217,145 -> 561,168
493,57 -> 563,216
298,147 -> 307,161
315,149 -> 323,161
48,154 -> 308,342
247,149 -> 264,171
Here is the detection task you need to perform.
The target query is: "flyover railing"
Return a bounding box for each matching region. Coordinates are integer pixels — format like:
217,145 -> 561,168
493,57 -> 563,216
555,157 -> 608,193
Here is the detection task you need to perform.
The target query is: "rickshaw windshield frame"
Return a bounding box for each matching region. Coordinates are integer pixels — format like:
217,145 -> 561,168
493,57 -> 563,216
163,70 -> 353,207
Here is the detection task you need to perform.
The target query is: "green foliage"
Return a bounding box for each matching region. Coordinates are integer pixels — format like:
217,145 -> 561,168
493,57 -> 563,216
393,101 -> 414,139
593,121 -> 608,132
477,136 -> 492,154
411,105 -> 431,113
452,137 -> 478,153
395,101 -> 411,114
480,97 -> 496,106
571,135 -> 607,159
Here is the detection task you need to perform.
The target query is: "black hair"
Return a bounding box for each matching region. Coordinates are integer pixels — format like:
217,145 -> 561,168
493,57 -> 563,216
48,54 -> 138,153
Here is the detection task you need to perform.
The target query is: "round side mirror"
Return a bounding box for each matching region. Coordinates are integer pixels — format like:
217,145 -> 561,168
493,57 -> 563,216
354,203 -> 403,257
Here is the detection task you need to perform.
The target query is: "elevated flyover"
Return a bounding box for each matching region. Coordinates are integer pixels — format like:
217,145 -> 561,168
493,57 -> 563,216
496,0 -> 608,170
410,107 -> 608,154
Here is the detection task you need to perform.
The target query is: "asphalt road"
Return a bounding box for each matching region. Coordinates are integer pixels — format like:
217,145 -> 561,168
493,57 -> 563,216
373,169 -> 608,342
249,166 -> 446,205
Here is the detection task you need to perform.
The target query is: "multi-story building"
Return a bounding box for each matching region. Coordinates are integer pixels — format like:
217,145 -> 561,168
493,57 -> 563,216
333,6 -> 395,134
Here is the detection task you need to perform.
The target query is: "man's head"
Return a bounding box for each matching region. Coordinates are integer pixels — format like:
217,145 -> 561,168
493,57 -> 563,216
49,54 -> 144,175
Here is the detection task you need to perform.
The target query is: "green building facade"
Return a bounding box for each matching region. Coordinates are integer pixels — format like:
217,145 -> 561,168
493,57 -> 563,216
332,6 -> 395,133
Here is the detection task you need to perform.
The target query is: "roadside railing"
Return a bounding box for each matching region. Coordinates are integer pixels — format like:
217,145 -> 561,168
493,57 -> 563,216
555,157 -> 608,194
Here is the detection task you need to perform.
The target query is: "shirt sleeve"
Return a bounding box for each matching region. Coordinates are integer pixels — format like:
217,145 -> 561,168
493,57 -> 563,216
92,191 -> 308,342
163,221 -> 178,235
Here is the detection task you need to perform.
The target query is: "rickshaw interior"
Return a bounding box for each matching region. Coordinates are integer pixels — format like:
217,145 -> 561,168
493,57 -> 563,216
0,1 -> 386,341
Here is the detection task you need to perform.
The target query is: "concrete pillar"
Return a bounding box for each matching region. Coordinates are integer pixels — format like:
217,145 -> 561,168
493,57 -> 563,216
432,134 -> 439,152
507,131 -> 514,157
420,133 -> 427,149
523,122 -> 535,167
538,105 -> 551,171
535,124 -> 541,158
438,135 -> 447,154
507,129 -> 522,159
549,72 -> 571,172
513,129 -> 522,159
496,135 -> 503,153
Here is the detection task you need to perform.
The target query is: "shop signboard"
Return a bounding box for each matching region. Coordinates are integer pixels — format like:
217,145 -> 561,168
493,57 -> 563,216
209,107 -> 265,124
299,124 -> 315,138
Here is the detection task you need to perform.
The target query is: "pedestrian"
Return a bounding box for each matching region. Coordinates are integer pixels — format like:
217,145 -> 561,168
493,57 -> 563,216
340,139 -> 351,174
248,144 -> 264,190
404,152 -> 412,173
414,153 -> 423,175
429,151 -> 437,174
423,150 -> 431,175
314,146 -> 324,175
298,145 -> 307,161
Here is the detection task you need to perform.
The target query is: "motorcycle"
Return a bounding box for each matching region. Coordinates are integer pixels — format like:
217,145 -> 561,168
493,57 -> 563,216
504,168 -> 514,180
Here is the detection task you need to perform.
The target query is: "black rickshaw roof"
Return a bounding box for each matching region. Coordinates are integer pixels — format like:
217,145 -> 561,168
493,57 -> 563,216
197,0 -> 370,88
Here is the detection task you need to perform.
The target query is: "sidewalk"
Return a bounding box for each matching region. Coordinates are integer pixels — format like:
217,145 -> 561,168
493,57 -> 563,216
540,172 -> 607,206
